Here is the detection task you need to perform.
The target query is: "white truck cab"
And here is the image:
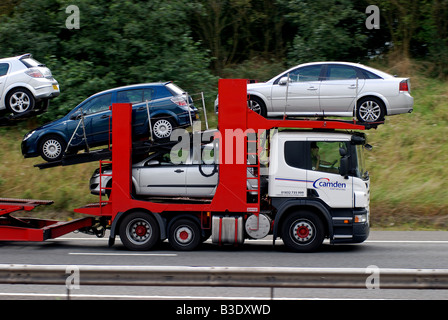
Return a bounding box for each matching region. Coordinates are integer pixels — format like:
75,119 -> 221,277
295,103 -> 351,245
267,130 -> 370,249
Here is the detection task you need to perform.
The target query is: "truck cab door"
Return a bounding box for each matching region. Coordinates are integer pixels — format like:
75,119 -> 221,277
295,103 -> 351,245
306,140 -> 353,208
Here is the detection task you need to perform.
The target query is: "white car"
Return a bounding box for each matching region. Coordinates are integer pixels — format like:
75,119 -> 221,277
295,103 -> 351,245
0,54 -> 60,115
90,148 -> 264,199
215,62 -> 413,123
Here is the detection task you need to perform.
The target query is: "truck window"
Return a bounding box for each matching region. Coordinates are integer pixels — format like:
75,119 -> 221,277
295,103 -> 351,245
284,140 -> 348,173
311,141 -> 346,173
284,141 -> 308,169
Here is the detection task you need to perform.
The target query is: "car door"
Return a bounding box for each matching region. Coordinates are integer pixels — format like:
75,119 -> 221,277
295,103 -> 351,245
186,146 -> 218,197
270,64 -> 323,115
0,63 -> 9,102
319,64 -> 365,114
306,140 -> 353,208
82,93 -> 113,145
137,152 -> 187,196
64,96 -> 107,148
117,88 -> 155,137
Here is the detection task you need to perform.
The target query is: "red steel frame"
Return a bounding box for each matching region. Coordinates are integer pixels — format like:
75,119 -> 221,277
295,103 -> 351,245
75,79 -> 366,222
0,198 -> 93,241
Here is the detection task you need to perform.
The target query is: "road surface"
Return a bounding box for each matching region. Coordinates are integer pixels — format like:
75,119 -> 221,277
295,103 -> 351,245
0,230 -> 447,300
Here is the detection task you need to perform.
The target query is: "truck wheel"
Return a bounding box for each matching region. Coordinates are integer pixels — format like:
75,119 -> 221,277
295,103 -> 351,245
119,212 -> 159,251
281,211 -> 324,252
168,218 -> 201,251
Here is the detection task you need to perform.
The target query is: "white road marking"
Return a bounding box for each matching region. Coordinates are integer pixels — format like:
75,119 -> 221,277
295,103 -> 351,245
0,292 -> 273,300
69,252 -> 177,257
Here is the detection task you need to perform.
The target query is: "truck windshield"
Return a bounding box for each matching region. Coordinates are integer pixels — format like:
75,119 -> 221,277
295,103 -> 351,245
355,145 -> 369,180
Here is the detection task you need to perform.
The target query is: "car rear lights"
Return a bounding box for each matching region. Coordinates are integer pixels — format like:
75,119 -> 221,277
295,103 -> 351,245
399,79 -> 410,92
25,68 -> 44,78
171,96 -> 188,106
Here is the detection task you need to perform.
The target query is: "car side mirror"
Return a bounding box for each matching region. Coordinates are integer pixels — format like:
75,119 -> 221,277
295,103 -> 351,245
146,160 -> 160,166
70,111 -> 86,120
70,112 -> 80,120
278,76 -> 290,85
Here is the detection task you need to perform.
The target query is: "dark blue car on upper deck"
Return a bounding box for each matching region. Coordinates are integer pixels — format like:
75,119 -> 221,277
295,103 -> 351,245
21,82 -> 198,162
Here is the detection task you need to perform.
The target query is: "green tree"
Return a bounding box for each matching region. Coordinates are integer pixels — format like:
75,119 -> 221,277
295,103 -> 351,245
377,0 -> 426,59
279,0 -> 368,66
0,0 -> 217,121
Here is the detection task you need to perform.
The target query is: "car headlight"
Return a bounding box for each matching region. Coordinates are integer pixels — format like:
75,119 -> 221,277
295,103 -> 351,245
23,130 -> 36,141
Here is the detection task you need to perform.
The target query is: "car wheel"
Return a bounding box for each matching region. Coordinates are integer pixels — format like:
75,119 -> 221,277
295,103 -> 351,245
281,211 -> 325,252
168,218 -> 201,251
247,96 -> 267,117
6,88 -> 35,115
152,118 -> 174,139
39,135 -> 66,162
356,97 -> 385,123
119,212 -> 160,251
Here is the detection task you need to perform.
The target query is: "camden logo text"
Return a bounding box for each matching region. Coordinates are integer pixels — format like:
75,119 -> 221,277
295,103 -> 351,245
313,178 -> 347,190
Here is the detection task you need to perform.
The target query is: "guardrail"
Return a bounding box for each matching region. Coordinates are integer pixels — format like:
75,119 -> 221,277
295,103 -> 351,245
1,264 -> 448,292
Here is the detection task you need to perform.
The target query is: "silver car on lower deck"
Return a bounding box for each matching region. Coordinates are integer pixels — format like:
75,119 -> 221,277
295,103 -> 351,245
90,147 -> 263,199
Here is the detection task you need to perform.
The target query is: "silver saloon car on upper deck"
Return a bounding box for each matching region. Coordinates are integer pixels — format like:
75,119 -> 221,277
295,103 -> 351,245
215,62 -> 413,123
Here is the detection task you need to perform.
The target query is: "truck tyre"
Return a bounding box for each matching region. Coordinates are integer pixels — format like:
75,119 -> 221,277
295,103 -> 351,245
119,212 -> 160,251
281,211 -> 324,252
168,218 -> 201,251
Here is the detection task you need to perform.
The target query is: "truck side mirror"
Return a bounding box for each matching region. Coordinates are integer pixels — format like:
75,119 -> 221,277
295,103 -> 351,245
339,156 -> 349,178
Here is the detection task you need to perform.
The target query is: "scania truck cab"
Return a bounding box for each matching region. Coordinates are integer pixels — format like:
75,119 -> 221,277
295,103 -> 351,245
263,130 -> 370,251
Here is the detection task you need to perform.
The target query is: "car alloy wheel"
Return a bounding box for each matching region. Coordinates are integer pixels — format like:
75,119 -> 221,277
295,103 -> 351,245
152,119 -> 173,139
247,96 -> 267,117
357,97 -> 385,122
248,99 -> 262,114
7,89 -> 35,114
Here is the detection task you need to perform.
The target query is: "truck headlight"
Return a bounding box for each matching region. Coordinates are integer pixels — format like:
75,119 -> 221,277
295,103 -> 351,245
354,214 -> 368,223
